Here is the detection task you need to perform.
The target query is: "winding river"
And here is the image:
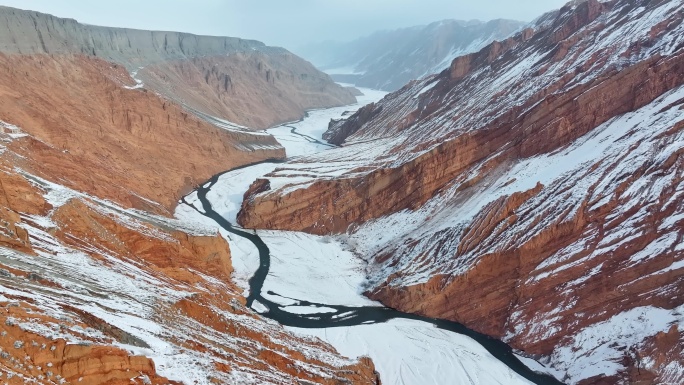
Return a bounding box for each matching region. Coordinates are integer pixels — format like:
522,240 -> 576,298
180,99 -> 564,385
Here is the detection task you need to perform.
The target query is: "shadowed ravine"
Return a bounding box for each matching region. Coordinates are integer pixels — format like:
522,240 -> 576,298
180,158 -> 564,385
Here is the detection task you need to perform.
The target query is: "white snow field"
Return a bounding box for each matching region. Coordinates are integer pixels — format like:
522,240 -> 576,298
295,319 -> 532,385
175,87 -> 538,385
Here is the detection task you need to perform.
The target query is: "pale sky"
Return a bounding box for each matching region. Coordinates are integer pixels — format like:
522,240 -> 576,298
0,0 -> 570,48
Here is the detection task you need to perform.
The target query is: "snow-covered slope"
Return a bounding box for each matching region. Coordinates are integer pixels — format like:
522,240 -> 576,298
239,0 -> 684,383
296,19 -> 524,91
175,93 -> 546,385
0,133 -> 378,384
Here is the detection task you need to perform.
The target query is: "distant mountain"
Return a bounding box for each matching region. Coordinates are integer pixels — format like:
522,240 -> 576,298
295,19 -> 524,91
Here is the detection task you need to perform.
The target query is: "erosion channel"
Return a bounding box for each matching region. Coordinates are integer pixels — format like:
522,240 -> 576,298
179,89 -> 564,385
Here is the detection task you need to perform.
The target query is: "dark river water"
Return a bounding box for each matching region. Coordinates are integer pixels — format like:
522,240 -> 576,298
181,158 -> 564,385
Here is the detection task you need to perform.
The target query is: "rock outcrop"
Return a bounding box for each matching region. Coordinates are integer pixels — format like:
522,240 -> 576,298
0,6 -> 356,130
324,102 -> 384,145
0,161 -> 379,384
0,54 -> 283,215
296,19 -> 524,91
238,0 -> 684,383
140,52 -> 357,129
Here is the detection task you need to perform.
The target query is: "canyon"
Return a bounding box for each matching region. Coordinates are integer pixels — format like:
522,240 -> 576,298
0,0 -> 682,383
239,0 -> 684,383
0,5 -> 379,385
176,95 -> 559,385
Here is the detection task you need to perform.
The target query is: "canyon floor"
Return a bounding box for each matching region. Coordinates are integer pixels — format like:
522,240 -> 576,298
176,87 -> 561,385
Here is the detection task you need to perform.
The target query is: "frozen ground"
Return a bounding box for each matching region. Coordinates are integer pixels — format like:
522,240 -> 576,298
549,305 -> 684,381
293,319 -> 532,385
175,88 -> 539,385
177,193 -> 536,385
176,86 -> 388,291
179,86 -> 387,227
258,231 -> 380,309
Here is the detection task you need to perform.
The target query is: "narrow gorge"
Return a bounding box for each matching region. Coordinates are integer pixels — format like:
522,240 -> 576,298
177,97 -> 562,384
0,0 -> 681,384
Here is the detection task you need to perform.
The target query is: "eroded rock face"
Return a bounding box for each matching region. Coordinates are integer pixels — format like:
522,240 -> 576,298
240,49 -> 684,234
0,318 -> 173,385
140,53 -> 357,129
0,6 -> 377,383
0,54 -> 284,215
0,168 -> 51,252
238,0 -> 684,382
0,164 -> 378,384
0,5 -> 356,130
324,102 -> 384,145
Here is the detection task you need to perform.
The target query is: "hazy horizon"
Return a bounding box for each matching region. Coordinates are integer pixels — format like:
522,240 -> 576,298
0,0 -> 569,49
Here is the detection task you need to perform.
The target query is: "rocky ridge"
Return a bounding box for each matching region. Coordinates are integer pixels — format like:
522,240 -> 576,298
297,18 -> 524,91
0,149 -> 378,384
0,5 -> 378,385
0,5 -> 356,129
238,0 -> 684,383
0,54 -> 283,216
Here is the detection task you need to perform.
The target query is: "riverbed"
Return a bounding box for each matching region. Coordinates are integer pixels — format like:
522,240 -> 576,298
175,87 -> 560,385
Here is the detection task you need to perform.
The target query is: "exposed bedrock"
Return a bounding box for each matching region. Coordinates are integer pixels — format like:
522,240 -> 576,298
0,5 -> 356,130
239,51 -> 684,233
237,1 -> 684,382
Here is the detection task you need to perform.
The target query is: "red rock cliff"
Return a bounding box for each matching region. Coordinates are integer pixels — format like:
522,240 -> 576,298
237,0 -> 684,382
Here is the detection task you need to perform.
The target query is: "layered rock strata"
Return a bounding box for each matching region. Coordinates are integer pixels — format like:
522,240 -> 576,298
0,5 -> 356,129
238,0 -> 684,382
0,157 -> 378,384
0,54 -> 283,215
